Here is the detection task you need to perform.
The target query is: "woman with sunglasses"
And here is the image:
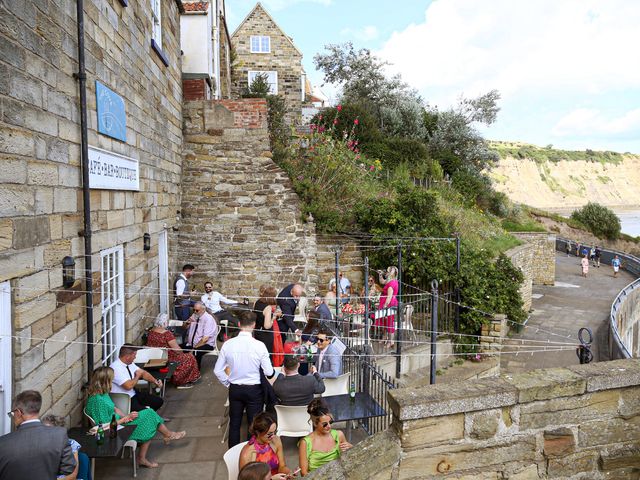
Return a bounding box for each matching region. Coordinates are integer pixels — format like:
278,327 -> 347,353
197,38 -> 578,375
239,412 -> 291,479
299,398 -> 352,475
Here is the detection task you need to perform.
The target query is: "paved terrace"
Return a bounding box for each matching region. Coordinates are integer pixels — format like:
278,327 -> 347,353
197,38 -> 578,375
96,355 -> 366,479
501,252 -> 635,374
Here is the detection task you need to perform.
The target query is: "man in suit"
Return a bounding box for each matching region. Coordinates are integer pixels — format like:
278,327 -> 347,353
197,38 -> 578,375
0,390 -> 76,479
273,355 -> 325,406
312,294 -> 335,330
313,330 -> 343,379
276,283 -> 303,337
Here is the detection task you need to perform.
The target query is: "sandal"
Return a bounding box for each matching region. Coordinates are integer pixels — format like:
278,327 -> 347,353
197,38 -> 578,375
163,430 -> 187,444
138,459 -> 159,468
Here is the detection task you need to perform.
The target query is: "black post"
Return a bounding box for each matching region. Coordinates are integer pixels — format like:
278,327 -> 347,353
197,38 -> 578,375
430,279 -> 439,385
75,0 -> 95,382
334,248 -> 340,332
364,256 -> 370,348
395,243 -> 402,379
455,234 -> 461,333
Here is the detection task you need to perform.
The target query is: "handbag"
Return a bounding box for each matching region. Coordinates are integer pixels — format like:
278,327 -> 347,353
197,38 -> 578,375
271,320 -> 285,367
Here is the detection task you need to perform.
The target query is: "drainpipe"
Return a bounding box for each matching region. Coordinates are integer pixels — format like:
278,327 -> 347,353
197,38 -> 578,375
213,0 -> 221,99
75,0 -> 95,382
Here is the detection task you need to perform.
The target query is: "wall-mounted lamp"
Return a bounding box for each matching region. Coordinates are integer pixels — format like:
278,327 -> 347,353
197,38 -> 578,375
62,256 -> 75,288
143,233 -> 151,251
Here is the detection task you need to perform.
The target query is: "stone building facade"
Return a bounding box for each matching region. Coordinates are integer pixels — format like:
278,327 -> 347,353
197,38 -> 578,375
230,2 -> 304,125
179,99 -> 318,296
0,0 -> 185,429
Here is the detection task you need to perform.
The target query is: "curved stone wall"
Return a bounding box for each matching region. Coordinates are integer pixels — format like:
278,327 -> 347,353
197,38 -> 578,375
556,238 -> 640,359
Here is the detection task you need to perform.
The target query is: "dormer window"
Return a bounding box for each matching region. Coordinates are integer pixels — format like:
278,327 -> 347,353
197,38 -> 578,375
250,35 -> 270,53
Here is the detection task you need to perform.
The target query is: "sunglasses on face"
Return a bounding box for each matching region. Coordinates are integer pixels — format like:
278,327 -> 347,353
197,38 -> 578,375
265,431 -> 276,438
321,420 -> 334,428
6,409 -> 18,418
316,338 -> 327,343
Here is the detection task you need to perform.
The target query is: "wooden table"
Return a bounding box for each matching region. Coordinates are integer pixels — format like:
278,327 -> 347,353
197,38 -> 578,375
321,392 -> 386,441
68,425 -> 135,478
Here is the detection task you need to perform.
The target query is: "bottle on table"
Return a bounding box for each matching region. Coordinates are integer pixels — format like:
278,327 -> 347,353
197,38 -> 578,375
96,424 -> 105,445
109,414 -> 118,438
349,381 -> 356,402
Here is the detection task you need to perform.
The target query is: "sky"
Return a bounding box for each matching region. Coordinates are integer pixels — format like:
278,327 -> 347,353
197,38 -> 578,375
227,0 -> 640,154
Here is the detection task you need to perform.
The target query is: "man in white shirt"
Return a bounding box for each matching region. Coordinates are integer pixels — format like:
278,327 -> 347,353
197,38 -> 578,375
201,281 -> 240,338
338,272 -> 351,304
214,310 -> 275,448
174,264 -> 196,321
110,344 -> 164,412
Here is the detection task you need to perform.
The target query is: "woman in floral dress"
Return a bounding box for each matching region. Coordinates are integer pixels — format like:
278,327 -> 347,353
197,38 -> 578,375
146,313 -> 201,388
85,366 -> 186,468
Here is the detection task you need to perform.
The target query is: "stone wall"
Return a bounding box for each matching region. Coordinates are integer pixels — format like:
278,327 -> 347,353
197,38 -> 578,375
512,232 -> 556,285
0,0 -> 184,424
230,3 -> 303,125
506,233 -> 556,312
316,236 -> 364,296
308,359 -> 640,479
178,99 -> 317,296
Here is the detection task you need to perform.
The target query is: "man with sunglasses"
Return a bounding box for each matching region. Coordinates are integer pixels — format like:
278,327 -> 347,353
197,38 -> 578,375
0,390 -> 76,479
312,330 -> 343,379
200,281 -> 241,338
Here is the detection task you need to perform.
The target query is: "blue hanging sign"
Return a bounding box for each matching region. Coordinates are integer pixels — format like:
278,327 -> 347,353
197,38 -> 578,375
96,81 -> 127,142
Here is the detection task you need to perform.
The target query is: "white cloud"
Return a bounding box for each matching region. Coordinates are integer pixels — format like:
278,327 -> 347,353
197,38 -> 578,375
340,25 -> 379,41
376,0 -> 640,107
552,108 -> 640,139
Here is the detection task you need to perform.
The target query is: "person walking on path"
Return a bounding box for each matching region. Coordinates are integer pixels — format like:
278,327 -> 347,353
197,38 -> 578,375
576,243 -> 581,259
595,246 -> 602,267
581,255 -> 590,278
566,241 -> 572,257
612,255 -> 622,278
589,246 -> 596,266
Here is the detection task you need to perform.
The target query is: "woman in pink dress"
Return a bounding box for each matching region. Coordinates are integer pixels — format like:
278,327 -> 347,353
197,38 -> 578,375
375,266 -> 399,349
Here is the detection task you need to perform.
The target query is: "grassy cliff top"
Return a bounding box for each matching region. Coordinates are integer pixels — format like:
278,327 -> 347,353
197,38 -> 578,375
489,141 -> 638,164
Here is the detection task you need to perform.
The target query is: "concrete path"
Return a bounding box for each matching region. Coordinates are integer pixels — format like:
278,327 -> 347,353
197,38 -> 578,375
95,355 -> 366,479
501,252 -> 635,374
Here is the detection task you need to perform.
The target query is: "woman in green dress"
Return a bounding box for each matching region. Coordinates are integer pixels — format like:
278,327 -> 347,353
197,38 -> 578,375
85,367 -> 186,468
298,398 -> 352,475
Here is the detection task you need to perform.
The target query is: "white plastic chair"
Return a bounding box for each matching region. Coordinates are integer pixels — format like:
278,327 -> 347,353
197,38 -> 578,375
168,319 -> 184,327
134,347 -> 165,392
218,397 -> 230,444
322,372 -> 350,397
274,405 -> 313,438
223,441 -> 248,480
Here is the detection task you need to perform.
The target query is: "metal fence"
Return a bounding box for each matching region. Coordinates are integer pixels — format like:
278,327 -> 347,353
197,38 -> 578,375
401,281 -> 457,341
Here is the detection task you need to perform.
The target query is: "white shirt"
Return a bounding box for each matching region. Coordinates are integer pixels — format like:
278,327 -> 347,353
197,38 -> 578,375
214,331 -> 274,387
201,291 -> 237,313
175,274 -> 187,296
110,358 -> 140,397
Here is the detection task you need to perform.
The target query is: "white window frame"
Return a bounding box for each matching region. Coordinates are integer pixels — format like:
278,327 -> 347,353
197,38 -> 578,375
151,0 -> 162,50
248,70 -> 278,95
100,245 -> 125,366
250,35 -> 270,53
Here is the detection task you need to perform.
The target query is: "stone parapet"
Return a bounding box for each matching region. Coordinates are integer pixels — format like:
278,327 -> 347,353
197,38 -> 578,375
308,359 -> 640,479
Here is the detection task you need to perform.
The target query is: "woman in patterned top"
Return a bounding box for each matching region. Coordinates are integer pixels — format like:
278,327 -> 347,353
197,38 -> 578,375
239,412 -> 290,478
85,366 -> 186,468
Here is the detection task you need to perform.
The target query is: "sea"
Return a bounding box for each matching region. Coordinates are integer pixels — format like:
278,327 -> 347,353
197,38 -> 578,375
616,210 -> 640,238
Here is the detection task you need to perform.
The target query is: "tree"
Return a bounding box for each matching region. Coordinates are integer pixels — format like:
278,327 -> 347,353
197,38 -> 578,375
425,90 -> 501,174
313,43 -> 425,138
571,203 -> 621,240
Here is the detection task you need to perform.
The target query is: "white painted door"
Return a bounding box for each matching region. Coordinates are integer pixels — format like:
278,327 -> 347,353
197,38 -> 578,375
0,281 -> 12,435
158,230 -> 169,315
100,246 -> 125,365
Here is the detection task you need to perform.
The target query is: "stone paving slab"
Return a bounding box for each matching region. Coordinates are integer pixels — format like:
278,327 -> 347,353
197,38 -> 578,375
501,252 -> 635,374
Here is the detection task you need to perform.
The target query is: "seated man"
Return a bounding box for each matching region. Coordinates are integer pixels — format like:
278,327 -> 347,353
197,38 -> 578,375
312,330 -> 343,379
0,390 -> 76,479
201,281 -> 240,338
273,355 -> 325,406
182,301 -> 218,369
110,344 -> 164,412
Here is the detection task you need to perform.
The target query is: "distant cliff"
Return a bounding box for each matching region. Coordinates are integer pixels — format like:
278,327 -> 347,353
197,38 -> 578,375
488,142 -> 640,210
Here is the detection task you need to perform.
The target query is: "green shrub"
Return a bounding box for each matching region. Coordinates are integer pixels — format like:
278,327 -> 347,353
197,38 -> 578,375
311,103 -> 381,145
571,202 -> 621,239
362,137 -> 429,170
242,73 -> 271,98
266,95 -> 289,161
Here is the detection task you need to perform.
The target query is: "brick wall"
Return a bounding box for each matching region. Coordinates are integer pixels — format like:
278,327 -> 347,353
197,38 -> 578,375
177,99 -> 318,296
183,78 -> 209,101
307,359 -> 640,479
0,0 -> 184,424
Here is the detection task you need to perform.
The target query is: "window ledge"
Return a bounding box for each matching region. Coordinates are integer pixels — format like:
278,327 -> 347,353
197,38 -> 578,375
151,39 -> 169,67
